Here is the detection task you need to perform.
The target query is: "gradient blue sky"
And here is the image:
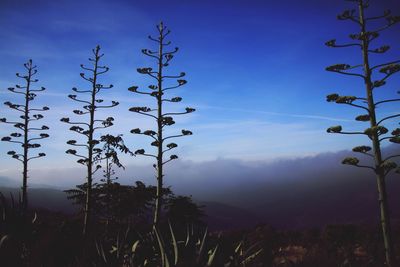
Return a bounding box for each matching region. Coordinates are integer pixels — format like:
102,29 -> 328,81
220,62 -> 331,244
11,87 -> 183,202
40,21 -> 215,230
0,0 -> 399,183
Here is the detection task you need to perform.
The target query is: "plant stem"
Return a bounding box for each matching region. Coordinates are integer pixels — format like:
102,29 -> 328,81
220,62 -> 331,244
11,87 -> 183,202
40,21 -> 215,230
358,1 -> 395,266
83,47 -> 99,236
154,23 -> 164,228
22,64 -> 32,213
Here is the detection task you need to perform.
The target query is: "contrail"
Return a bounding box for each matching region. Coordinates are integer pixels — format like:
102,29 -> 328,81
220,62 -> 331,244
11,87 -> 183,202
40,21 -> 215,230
197,104 -> 353,122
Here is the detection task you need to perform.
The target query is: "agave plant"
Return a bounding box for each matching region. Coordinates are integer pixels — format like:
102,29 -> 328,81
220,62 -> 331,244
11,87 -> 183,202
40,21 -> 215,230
325,1 -> 400,265
61,45 -> 119,235
128,22 -> 195,228
93,222 -> 263,267
0,60 -> 49,213
0,192 -> 38,266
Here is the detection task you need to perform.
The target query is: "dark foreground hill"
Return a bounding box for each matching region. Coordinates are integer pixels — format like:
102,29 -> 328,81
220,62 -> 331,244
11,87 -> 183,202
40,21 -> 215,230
0,186 -> 261,230
1,181 -> 399,231
0,187 -> 77,214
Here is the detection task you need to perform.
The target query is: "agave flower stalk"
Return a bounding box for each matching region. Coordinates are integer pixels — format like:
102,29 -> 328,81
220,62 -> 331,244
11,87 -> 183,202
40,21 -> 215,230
0,60 -> 49,212
128,22 -> 195,227
61,45 -> 119,235
325,1 -> 400,265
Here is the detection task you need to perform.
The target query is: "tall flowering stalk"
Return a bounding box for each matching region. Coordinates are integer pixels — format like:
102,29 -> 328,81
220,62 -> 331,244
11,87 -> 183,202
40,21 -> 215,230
61,45 -> 119,235
0,60 -> 49,213
128,22 -> 195,227
325,1 -> 400,265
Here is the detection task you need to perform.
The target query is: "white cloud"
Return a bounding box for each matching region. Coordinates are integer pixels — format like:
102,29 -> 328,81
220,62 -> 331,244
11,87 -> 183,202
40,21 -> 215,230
197,104 -> 353,122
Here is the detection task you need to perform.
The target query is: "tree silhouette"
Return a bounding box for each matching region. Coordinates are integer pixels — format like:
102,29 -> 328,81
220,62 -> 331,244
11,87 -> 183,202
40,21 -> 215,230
64,182 -> 101,215
61,45 -> 119,235
96,134 -> 133,183
325,1 -> 399,265
128,22 -> 195,227
95,134 -> 133,222
64,134 -> 132,222
65,180 -> 172,225
165,195 -> 204,226
0,60 -> 49,212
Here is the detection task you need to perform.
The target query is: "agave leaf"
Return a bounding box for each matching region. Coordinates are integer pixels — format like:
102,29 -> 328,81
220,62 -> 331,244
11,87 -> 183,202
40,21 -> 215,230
185,224 -> 190,247
95,241 -> 103,261
234,241 -> 242,254
168,221 -> 179,265
0,235 -> 9,249
241,248 -> 263,265
207,245 -> 219,266
197,227 -> 208,263
110,245 -> 117,254
132,240 -> 140,253
154,227 -> 169,267
32,212 -> 37,224
100,242 -> 107,263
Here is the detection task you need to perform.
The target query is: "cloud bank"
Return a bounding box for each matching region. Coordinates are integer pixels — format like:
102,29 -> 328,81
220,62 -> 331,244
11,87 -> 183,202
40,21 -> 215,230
1,145 -> 399,228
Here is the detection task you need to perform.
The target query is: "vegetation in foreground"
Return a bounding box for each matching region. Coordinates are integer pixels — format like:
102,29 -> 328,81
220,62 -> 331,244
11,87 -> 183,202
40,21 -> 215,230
2,141 -> 400,267
0,192 -> 399,267
0,0 -> 399,266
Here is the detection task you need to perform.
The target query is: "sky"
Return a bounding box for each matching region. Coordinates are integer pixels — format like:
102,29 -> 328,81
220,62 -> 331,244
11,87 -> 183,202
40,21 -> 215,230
0,0 -> 399,188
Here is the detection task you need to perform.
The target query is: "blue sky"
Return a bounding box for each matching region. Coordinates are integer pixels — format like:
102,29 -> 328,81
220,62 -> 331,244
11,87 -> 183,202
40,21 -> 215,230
0,0 -> 399,184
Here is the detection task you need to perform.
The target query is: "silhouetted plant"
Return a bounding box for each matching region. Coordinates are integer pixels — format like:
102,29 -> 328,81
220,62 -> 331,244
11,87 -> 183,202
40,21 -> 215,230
95,134 -> 133,222
64,183 -> 101,215
97,134 -> 131,182
94,223 -> 263,267
93,223 -> 212,267
97,181 -> 171,225
0,192 -> 38,266
65,181 -> 171,225
165,195 -> 205,226
61,45 -> 119,235
325,1 -> 399,266
0,60 -> 49,213
128,22 -> 195,227
65,135 -> 132,223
